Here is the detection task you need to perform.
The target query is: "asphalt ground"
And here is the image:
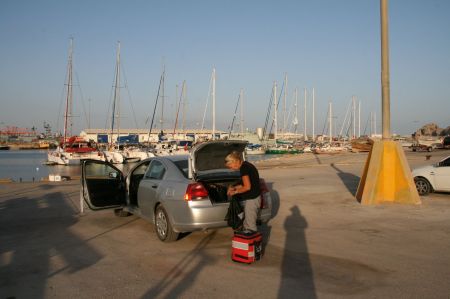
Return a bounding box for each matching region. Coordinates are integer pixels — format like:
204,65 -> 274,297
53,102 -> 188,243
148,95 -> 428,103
0,149 -> 449,298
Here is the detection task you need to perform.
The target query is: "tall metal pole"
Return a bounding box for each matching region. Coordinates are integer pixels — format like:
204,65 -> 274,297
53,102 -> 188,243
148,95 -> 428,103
329,101 -> 333,142
160,64 -> 165,131
358,99 -> 361,137
283,73 -> 287,136
304,88 -> 307,141
182,82 -> 187,132
212,68 -> 216,140
312,88 -> 315,141
111,41 -> 121,146
240,88 -> 244,136
352,95 -> 356,139
294,88 -> 298,134
88,98 -> 91,130
381,0 -> 391,139
274,82 -> 278,141
63,37 -> 74,148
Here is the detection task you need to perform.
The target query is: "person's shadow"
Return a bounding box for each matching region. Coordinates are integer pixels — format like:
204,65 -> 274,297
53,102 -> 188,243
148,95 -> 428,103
278,205 -> 316,298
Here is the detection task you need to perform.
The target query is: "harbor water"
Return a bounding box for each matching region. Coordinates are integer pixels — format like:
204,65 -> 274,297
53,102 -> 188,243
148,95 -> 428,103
0,150 -> 281,182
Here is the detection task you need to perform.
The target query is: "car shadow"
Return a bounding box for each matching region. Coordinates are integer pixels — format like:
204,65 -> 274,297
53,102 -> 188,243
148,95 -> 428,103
330,163 -> 360,196
176,232 -> 192,241
0,184 -> 103,298
278,205 -> 316,298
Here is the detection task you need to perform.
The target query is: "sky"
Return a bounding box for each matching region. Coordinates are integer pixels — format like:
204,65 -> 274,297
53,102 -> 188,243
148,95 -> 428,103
1,0 -> 449,137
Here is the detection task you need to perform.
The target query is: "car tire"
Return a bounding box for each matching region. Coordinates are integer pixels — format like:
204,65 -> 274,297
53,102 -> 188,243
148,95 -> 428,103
155,205 -> 179,242
114,208 -> 131,217
415,177 -> 432,196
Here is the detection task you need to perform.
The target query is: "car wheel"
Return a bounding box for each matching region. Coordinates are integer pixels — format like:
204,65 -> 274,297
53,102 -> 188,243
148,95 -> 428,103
114,208 -> 131,217
155,205 -> 179,242
415,177 -> 432,195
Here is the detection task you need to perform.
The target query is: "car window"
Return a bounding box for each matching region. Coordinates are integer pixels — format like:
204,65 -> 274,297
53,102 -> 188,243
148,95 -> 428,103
174,159 -> 189,178
441,157 -> 450,167
85,162 -> 120,179
132,161 -> 151,176
145,160 -> 166,180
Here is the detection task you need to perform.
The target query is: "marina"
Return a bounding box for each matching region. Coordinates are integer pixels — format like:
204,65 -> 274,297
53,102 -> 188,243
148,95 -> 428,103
0,149 -> 284,183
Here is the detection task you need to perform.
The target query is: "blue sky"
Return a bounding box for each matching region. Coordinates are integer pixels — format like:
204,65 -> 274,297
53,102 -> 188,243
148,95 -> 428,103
1,0 -> 449,136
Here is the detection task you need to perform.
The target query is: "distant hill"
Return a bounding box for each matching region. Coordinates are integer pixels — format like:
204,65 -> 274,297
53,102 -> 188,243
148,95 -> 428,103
414,123 -> 450,136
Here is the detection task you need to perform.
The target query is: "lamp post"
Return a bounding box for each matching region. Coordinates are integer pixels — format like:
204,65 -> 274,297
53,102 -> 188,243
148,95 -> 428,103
356,0 -> 420,205
381,0 -> 391,139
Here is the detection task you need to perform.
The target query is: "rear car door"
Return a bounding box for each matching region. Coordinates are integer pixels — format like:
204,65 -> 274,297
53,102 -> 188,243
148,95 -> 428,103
82,159 -> 126,209
138,160 -> 167,217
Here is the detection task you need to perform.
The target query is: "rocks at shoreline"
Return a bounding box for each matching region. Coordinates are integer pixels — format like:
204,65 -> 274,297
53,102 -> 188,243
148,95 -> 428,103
415,123 -> 450,137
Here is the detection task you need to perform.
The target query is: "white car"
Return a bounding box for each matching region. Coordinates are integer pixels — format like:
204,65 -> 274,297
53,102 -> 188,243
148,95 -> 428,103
412,156 -> 450,195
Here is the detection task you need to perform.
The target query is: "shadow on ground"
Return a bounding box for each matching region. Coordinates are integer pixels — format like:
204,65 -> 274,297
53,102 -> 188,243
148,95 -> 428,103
141,231 -> 218,298
330,163 -> 360,196
278,205 -> 316,298
0,185 -> 103,298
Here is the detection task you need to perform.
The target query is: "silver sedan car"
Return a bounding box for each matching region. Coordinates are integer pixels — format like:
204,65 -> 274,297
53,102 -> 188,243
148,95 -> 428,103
81,140 -> 273,242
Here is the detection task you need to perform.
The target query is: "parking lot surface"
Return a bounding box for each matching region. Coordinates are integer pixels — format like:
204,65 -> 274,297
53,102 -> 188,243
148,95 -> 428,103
1,150 -> 449,298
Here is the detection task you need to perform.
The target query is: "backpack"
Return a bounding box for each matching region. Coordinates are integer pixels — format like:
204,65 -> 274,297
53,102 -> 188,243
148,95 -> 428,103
225,196 -> 244,230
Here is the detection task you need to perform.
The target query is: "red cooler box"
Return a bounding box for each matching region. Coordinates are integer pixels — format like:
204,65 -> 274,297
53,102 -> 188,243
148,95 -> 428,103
231,231 -> 262,264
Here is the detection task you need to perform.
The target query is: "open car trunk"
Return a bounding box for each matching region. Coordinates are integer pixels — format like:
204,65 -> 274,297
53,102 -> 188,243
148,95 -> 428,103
201,177 -> 242,204
189,140 -> 248,204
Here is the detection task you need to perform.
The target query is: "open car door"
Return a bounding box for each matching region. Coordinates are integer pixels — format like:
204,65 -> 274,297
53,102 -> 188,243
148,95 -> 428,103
81,159 -> 126,210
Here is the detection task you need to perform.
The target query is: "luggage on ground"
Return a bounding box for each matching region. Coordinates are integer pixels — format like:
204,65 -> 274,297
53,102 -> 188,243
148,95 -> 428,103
231,231 -> 262,264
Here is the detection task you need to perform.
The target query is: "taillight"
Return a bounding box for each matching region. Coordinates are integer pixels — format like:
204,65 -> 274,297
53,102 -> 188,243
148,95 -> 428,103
184,182 -> 209,201
259,179 -> 269,208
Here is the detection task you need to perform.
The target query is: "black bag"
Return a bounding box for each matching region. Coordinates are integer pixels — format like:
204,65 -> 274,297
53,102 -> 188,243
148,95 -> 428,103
225,196 -> 244,230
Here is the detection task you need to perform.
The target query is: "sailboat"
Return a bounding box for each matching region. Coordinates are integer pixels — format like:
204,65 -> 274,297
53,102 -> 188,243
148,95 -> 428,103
47,38 -> 101,165
265,80 -> 301,155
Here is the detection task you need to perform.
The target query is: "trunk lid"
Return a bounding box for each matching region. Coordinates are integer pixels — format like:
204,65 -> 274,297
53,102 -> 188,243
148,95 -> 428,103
189,140 -> 248,179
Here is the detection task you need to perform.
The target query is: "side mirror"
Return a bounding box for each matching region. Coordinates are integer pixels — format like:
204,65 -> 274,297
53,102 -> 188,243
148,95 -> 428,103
109,172 -> 118,178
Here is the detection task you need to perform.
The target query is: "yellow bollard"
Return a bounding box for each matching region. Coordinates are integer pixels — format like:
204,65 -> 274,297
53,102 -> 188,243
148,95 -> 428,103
356,140 -> 421,205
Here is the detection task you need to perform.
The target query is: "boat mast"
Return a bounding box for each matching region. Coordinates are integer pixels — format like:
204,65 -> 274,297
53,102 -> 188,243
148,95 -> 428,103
240,88 -> 244,137
182,82 -> 187,133
212,68 -> 216,140
173,80 -> 186,136
273,81 -> 278,141
352,95 -> 356,139
312,88 -> 315,141
294,88 -> 298,134
63,37 -> 74,149
283,73 -> 287,137
111,41 -> 121,147
160,63 -> 166,131
329,101 -> 333,142
303,88 -> 307,141
358,99 -> 361,137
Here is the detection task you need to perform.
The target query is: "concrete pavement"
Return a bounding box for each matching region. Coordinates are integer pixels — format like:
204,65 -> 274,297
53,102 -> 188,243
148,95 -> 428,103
0,150 -> 449,298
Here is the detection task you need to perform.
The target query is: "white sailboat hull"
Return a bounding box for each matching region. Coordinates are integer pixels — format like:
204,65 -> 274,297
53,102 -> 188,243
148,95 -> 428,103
47,148 -> 104,165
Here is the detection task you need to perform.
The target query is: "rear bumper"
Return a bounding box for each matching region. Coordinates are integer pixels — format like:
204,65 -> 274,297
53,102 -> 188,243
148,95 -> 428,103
169,194 -> 273,233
